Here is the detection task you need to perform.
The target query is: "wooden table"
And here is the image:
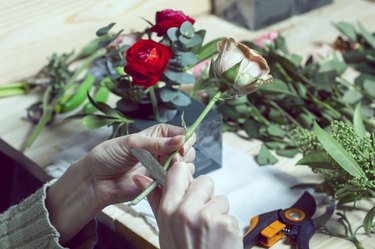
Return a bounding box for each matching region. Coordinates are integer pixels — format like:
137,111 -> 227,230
1,0 -> 374,248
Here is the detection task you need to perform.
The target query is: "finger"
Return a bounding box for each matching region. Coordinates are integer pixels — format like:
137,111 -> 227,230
180,175 -> 214,209
160,162 -> 194,211
126,134 -> 184,159
179,133 -> 196,156
202,195 -> 230,215
143,124 -> 186,138
174,147 -> 196,164
132,174 -> 163,215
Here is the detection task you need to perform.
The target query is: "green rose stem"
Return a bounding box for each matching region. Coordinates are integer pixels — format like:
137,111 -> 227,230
25,49 -> 106,148
129,90 -> 223,206
25,85 -> 53,148
149,86 -> 159,121
0,82 -> 34,98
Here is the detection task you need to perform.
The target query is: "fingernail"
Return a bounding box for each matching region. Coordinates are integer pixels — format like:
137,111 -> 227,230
133,175 -> 153,190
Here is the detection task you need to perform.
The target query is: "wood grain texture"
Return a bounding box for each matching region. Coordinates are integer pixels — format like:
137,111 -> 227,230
0,0 -> 375,248
0,0 -> 210,84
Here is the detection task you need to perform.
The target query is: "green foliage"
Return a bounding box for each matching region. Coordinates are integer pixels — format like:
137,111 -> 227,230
291,120 -> 375,198
291,119 -> 375,248
214,22 -> 375,165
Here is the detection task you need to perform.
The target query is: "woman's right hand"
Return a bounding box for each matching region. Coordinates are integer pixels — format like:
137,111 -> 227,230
133,162 -> 243,249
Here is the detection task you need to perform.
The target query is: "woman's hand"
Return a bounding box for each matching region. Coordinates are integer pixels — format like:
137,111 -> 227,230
134,162 -> 243,249
46,124 -> 195,244
84,123 -> 196,206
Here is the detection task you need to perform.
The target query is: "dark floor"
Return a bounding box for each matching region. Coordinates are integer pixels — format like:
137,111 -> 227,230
0,150 -> 137,249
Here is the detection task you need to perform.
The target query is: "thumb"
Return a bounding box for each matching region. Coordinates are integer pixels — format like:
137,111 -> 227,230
132,175 -> 162,216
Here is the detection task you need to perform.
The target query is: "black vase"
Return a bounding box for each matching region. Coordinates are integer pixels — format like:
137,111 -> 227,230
119,97 -> 223,177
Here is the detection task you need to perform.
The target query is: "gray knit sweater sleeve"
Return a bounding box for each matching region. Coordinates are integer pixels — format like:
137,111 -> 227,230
0,181 -> 97,249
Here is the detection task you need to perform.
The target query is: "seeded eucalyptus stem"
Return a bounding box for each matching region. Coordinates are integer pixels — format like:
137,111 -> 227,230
129,90 -> 223,206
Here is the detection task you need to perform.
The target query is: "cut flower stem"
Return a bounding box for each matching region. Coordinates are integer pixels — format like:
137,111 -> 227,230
129,90 -> 223,206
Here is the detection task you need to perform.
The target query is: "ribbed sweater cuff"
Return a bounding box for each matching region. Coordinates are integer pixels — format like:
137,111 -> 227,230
0,180 -> 64,248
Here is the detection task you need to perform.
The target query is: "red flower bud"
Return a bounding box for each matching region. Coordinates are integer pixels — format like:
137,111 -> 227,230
150,9 -> 195,36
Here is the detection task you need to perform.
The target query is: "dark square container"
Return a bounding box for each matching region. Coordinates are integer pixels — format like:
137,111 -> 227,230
213,0 -> 294,30
294,0 -> 333,14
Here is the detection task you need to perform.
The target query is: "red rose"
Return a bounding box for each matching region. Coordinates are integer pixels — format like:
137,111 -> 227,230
150,9 -> 195,36
124,39 -> 172,88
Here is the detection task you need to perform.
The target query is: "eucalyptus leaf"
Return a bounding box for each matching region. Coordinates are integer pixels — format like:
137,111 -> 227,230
259,78 -> 296,96
267,124 -> 287,137
171,92 -> 191,106
341,90 -> 362,104
256,144 -> 279,166
363,79 -> 375,96
363,206 -> 375,235
343,51 -> 369,64
313,122 -> 365,177
158,106 -> 178,123
244,119 -> 260,138
358,22 -> 375,50
179,21 -> 195,38
159,87 -> 179,102
333,22 -> 357,42
179,35 -> 202,48
353,103 -> 366,137
167,28 -> 178,42
217,104 -> 238,120
83,115 -> 115,129
276,148 -> 299,158
265,141 -> 286,150
164,70 -> 195,84
318,54 -> 347,75
314,71 -> 337,91
177,52 -> 197,67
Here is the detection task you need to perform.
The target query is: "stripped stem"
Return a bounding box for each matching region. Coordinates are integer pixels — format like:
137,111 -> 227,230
129,90 -> 223,206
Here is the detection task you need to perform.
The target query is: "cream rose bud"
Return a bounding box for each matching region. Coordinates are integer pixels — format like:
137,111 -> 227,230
213,37 -> 272,96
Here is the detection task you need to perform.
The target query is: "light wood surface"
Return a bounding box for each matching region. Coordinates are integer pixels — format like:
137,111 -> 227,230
1,0 -> 375,248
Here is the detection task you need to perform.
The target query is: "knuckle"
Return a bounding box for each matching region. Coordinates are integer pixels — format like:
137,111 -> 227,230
197,175 -> 214,189
159,202 -> 175,218
218,216 -> 239,232
175,204 -> 198,228
124,134 -> 137,148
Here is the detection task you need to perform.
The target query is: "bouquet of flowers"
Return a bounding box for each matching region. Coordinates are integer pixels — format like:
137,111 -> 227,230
0,8 -> 273,178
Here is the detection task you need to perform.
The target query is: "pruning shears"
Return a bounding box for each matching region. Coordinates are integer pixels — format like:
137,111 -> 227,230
243,191 -> 335,249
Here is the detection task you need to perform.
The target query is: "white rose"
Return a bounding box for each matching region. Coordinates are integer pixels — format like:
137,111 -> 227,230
213,37 -> 272,96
